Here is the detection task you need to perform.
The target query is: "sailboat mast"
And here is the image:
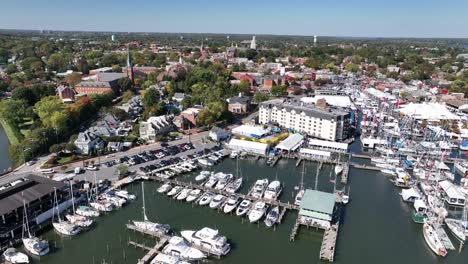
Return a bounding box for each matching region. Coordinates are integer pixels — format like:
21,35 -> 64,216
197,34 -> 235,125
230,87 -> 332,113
69,181 -> 76,214
22,200 -> 31,238
141,182 -> 147,221
300,161 -> 305,190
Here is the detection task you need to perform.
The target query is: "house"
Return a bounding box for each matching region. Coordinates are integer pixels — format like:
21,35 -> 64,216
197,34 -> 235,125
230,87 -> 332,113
227,94 -> 251,114
107,142 -> 124,152
56,85 -> 76,103
74,130 -> 104,155
209,127 -> 231,141
117,95 -> 142,118
139,115 -> 174,141
180,107 -> 203,128
173,93 -> 186,103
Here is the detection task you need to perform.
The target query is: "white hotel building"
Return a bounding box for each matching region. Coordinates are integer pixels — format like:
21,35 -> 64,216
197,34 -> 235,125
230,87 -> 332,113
259,99 -> 350,141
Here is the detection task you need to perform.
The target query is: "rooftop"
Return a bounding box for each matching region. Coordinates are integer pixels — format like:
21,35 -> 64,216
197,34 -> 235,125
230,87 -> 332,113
299,189 -> 335,221
260,99 -> 349,120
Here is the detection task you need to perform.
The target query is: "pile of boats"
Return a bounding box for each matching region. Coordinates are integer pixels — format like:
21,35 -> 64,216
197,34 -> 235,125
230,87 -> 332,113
157,173 -> 284,228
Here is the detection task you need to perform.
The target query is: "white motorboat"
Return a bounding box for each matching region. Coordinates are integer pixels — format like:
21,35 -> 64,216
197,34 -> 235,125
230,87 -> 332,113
204,175 -> 218,188
248,201 -> 268,223
236,199 -> 252,216
263,181 -> 282,200
455,161 -> 468,175
167,186 -> 183,197
250,179 -> 269,199
186,189 -> 202,202
294,189 -> 305,206
157,183 -> 173,194
195,171 -> 211,182
215,173 -> 234,190
133,182 -> 171,234
445,218 -> 468,242
209,194 -> 227,209
162,236 -> 206,261
198,158 -> 214,167
423,221 -> 447,257
115,190 -> 136,200
381,168 -> 396,176
101,193 -> 126,207
229,151 -> 239,159
199,192 -> 215,206
75,206 -> 100,217
2,248 -> 29,264
342,195 -> 350,204
176,188 -> 191,201
150,253 -> 190,264
400,188 -> 421,203
90,201 -> 113,212
264,206 -> 279,227
208,155 -> 220,163
334,164 -> 343,175
225,178 -> 243,193
181,227 -> 231,256
223,196 -> 240,214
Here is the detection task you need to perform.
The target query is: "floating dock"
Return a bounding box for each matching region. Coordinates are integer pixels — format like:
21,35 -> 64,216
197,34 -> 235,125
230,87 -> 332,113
340,162 -> 350,184
350,163 -> 381,171
319,223 -> 339,262
436,226 -> 456,251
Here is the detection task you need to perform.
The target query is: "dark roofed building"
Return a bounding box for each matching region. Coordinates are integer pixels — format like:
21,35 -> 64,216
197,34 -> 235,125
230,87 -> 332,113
0,175 -> 71,250
227,94 -> 252,114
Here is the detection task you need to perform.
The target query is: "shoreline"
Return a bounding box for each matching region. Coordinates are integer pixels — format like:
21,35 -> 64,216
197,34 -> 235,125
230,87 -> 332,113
0,118 -> 20,145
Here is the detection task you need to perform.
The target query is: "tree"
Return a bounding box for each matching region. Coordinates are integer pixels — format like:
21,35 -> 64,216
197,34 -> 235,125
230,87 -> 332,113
115,164 -> 129,178
253,92 -> 269,103
345,63 -> 359,73
64,72 -> 82,86
0,99 -> 30,123
34,96 -> 66,129
143,88 -> 160,109
11,87 -> 37,106
47,53 -> 70,72
109,107 -> 128,121
118,78 -> 133,92
271,85 -> 287,97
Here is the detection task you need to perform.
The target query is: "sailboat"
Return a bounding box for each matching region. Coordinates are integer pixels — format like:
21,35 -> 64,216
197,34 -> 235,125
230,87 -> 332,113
52,187 -> 81,236
21,201 -> 50,256
294,162 -> 306,206
335,153 -> 343,175
133,182 -> 171,234
445,202 -> 468,242
65,181 -> 93,228
422,219 -> 447,257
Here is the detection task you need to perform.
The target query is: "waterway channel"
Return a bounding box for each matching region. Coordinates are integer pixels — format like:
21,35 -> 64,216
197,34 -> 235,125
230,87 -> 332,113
0,125 -> 12,173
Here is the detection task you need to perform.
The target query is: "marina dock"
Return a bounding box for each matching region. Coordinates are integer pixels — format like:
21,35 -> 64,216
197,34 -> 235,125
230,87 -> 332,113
340,162 -> 350,184
350,163 -> 381,171
319,223 -> 339,262
148,175 -> 300,210
436,227 -> 456,251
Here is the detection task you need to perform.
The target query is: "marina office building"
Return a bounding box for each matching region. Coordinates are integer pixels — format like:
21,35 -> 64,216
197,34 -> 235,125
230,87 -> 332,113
298,189 -> 336,230
0,175 -> 71,250
259,99 -> 350,142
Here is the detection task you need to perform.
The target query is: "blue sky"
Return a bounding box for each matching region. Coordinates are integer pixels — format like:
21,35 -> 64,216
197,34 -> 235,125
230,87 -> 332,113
0,0 -> 467,38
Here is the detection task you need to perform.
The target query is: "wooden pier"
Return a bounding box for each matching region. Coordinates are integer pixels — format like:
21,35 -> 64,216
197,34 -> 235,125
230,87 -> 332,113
436,226 -> 456,251
130,238 -> 168,264
350,163 -> 381,171
340,162 -> 350,184
277,206 -> 288,224
148,175 -> 299,211
319,223 -> 339,262
289,218 -> 301,241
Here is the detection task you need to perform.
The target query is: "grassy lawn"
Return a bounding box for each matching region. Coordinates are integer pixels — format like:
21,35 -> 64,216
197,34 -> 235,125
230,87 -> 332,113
0,118 -> 20,145
18,118 -> 33,137
57,156 -> 73,165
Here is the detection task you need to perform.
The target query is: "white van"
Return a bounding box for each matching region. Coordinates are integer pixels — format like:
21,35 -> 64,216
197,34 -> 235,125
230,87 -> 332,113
40,168 -> 55,174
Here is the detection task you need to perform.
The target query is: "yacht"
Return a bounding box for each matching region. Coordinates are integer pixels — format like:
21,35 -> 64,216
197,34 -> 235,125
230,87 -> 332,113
90,201 -> 113,212
230,151 -> 239,159
162,236 -> 206,261
186,189 -> 202,202
2,248 -> 29,264
180,227 -> 231,256
248,202 -> 268,223
115,190 -> 136,200
294,189 -> 305,206
236,199 -> 252,216
225,178 -> 243,193
334,164 -> 343,175
199,192 -> 215,206
264,206 -> 280,227
101,193 -> 126,208
75,206 -> 100,217
381,168 -> 396,176
53,221 -> 81,236
65,214 -> 93,228
250,179 -> 269,199
150,253 -> 190,264
198,158 -> 214,167
204,175 -> 219,188
209,194 -> 227,209
176,188 -> 191,201
455,161 -> 468,175
157,183 -> 173,194
133,183 -> 171,234
215,173 -> 234,190
223,196 -> 240,214
263,181 -> 282,200
167,186 -> 183,197
21,201 -> 50,256
445,218 -> 468,242
423,221 -> 447,257
195,171 -> 211,182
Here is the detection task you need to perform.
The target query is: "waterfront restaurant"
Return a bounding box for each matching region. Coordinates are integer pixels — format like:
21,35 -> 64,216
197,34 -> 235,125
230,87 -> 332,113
298,189 -> 336,230
0,175 -> 70,251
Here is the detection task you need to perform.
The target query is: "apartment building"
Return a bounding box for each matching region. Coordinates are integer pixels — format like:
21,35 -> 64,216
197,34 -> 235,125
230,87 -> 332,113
259,99 -> 350,141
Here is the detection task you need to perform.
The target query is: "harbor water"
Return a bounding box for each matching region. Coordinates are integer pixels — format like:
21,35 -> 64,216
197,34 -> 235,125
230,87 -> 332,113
32,155 -> 468,264
0,125 -> 12,173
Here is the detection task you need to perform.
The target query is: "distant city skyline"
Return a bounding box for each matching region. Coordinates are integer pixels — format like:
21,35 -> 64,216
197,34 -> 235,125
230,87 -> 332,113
1,0 -> 467,38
